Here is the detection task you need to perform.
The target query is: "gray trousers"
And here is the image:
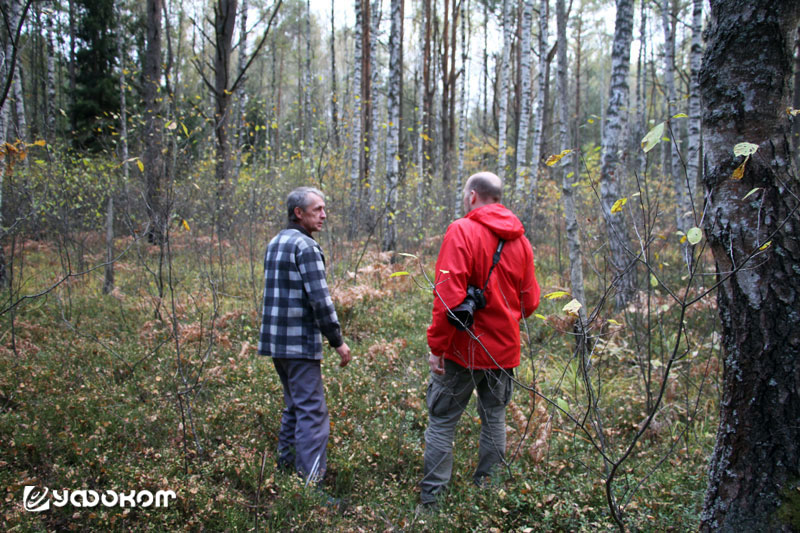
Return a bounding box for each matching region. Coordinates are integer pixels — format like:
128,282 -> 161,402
421,359 -> 513,504
272,357 -> 329,483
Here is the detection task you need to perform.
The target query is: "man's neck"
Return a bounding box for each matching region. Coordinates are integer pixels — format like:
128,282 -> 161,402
287,222 -> 314,238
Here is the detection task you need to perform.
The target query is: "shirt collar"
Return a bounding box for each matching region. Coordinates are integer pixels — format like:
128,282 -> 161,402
287,222 -> 314,239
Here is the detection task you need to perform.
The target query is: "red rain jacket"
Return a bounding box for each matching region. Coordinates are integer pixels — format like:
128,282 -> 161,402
427,203 -> 540,369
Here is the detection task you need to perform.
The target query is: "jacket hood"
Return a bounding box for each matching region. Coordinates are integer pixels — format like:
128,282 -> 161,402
465,203 -> 525,241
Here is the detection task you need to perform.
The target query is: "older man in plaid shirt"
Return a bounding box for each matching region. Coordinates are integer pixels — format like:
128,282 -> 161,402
259,186 -> 351,484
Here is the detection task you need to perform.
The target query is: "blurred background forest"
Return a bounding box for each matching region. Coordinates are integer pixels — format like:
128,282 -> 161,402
0,0 -> 798,530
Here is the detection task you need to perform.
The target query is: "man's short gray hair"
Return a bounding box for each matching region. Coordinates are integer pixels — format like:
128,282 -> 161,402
287,187 -> 325,222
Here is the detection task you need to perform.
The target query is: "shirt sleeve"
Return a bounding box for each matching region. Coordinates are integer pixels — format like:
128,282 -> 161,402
296,243 -> 344,349
520,238 -> 540,318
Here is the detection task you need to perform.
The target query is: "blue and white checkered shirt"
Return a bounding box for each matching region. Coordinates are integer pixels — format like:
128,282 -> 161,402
258,225 -> 343,359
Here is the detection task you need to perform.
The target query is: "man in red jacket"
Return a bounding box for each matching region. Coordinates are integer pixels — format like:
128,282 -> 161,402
420,171 -> 540,508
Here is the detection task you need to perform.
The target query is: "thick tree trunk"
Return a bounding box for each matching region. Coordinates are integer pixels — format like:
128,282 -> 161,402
44,0 -> 56,143
8,0 -> 25,142
699,1 -> 800,531
143,0 -> 166,245
382,0 -> 402,252
367,0 -> 381,220
599,0 -> 636,310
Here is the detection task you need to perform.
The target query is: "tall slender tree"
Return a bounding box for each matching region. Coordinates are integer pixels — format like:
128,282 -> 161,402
514,0 -> 533,198
526,0 -> 548,221
699,1 -> 800,529
383,0 -> 402,251
599,0 -> 636,310
496,0 -> 512,181
348,0 -> 364,237
143,0 -> 166,245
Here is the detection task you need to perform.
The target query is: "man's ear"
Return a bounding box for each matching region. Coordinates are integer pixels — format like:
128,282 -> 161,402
294,206 -> 304,220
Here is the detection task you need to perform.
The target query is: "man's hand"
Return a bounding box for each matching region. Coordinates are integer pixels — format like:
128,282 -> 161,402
336,343 -> 352,367
428,353 -> 445,375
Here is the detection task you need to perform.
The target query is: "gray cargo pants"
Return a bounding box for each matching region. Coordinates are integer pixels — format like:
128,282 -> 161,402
272,357 -> 329,484
420,358 -> 513,504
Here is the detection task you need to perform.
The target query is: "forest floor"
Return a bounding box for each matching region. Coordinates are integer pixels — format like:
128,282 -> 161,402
0,234 -> 717,531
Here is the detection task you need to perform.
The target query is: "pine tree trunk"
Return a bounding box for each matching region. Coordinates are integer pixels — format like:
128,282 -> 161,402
599,0 -> 636,310
382,0 -> 402,252
699,2 -> 800,530
556,0 -> 586,321
496,0 -> 512,182
514,0 -> 533,198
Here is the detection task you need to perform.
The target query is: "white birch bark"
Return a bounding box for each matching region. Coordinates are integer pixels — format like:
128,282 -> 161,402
515,0 -> 534,197
8,0 -> 25,142
367,0 -> 381,214
235,0 -> 249,176
600,0 -> 636,309
329,0 -> 340,147
686,0 -> 703,213
497,0 -> 512,182
454,0 -> 467,218
527,0 -> 548,216
349,0 -> 364,237
556,0 -> 587,322
662,0 -> 686,236
45,0 -> 56,142
383,0 -> 402,251
635,0 -> 648,180
415,4 -> 426,224
303,0 -> 312,150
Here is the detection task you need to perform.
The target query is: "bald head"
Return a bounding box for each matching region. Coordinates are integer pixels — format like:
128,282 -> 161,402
465,172 -> 503,202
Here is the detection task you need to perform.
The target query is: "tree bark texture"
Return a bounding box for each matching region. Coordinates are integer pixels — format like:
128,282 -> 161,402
213,0 -> 237,234
699,1 -> 800,531
599,0 -> 636,310
496,0 -> 512,182
143,0 -> 166,245
383,0 -> 402,252
348,0 -> 364,238
556,0 -> 586,321
526,0 -> 548,223
514,0 -> 533,198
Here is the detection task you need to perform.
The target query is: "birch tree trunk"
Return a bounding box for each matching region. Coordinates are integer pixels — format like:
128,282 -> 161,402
662,0 -> 687,241
329,0 -> 340,148
44,0 -> 56,143
526,0 -> 548,222
144,0 -> 167,245
686,0 -> 703,203
348,0 -> 364,237
367,0 -> 381,218
556,0 -> 587,323
599,0 -> 636,310
213,0 -> 237,236
382,0 -> 402,252
8,0 -> 25,142
635,0 -> 648,181
496,0 -> 512,182
514,0 -> 533,198
234,0 -> 248,177
303,0 -> 312,150
699,1 -> 800,529
454,0 -> 467,218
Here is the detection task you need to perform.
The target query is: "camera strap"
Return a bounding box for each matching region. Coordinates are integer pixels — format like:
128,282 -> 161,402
482,239 -> 505,292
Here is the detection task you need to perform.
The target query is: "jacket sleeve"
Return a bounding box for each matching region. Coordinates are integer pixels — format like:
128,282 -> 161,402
427,224 -> 471,355
297,243 -> 344,348
520,237 -> 540,318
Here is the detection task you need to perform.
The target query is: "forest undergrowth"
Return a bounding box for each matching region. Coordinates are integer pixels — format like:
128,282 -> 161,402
0,229 -> 719,531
